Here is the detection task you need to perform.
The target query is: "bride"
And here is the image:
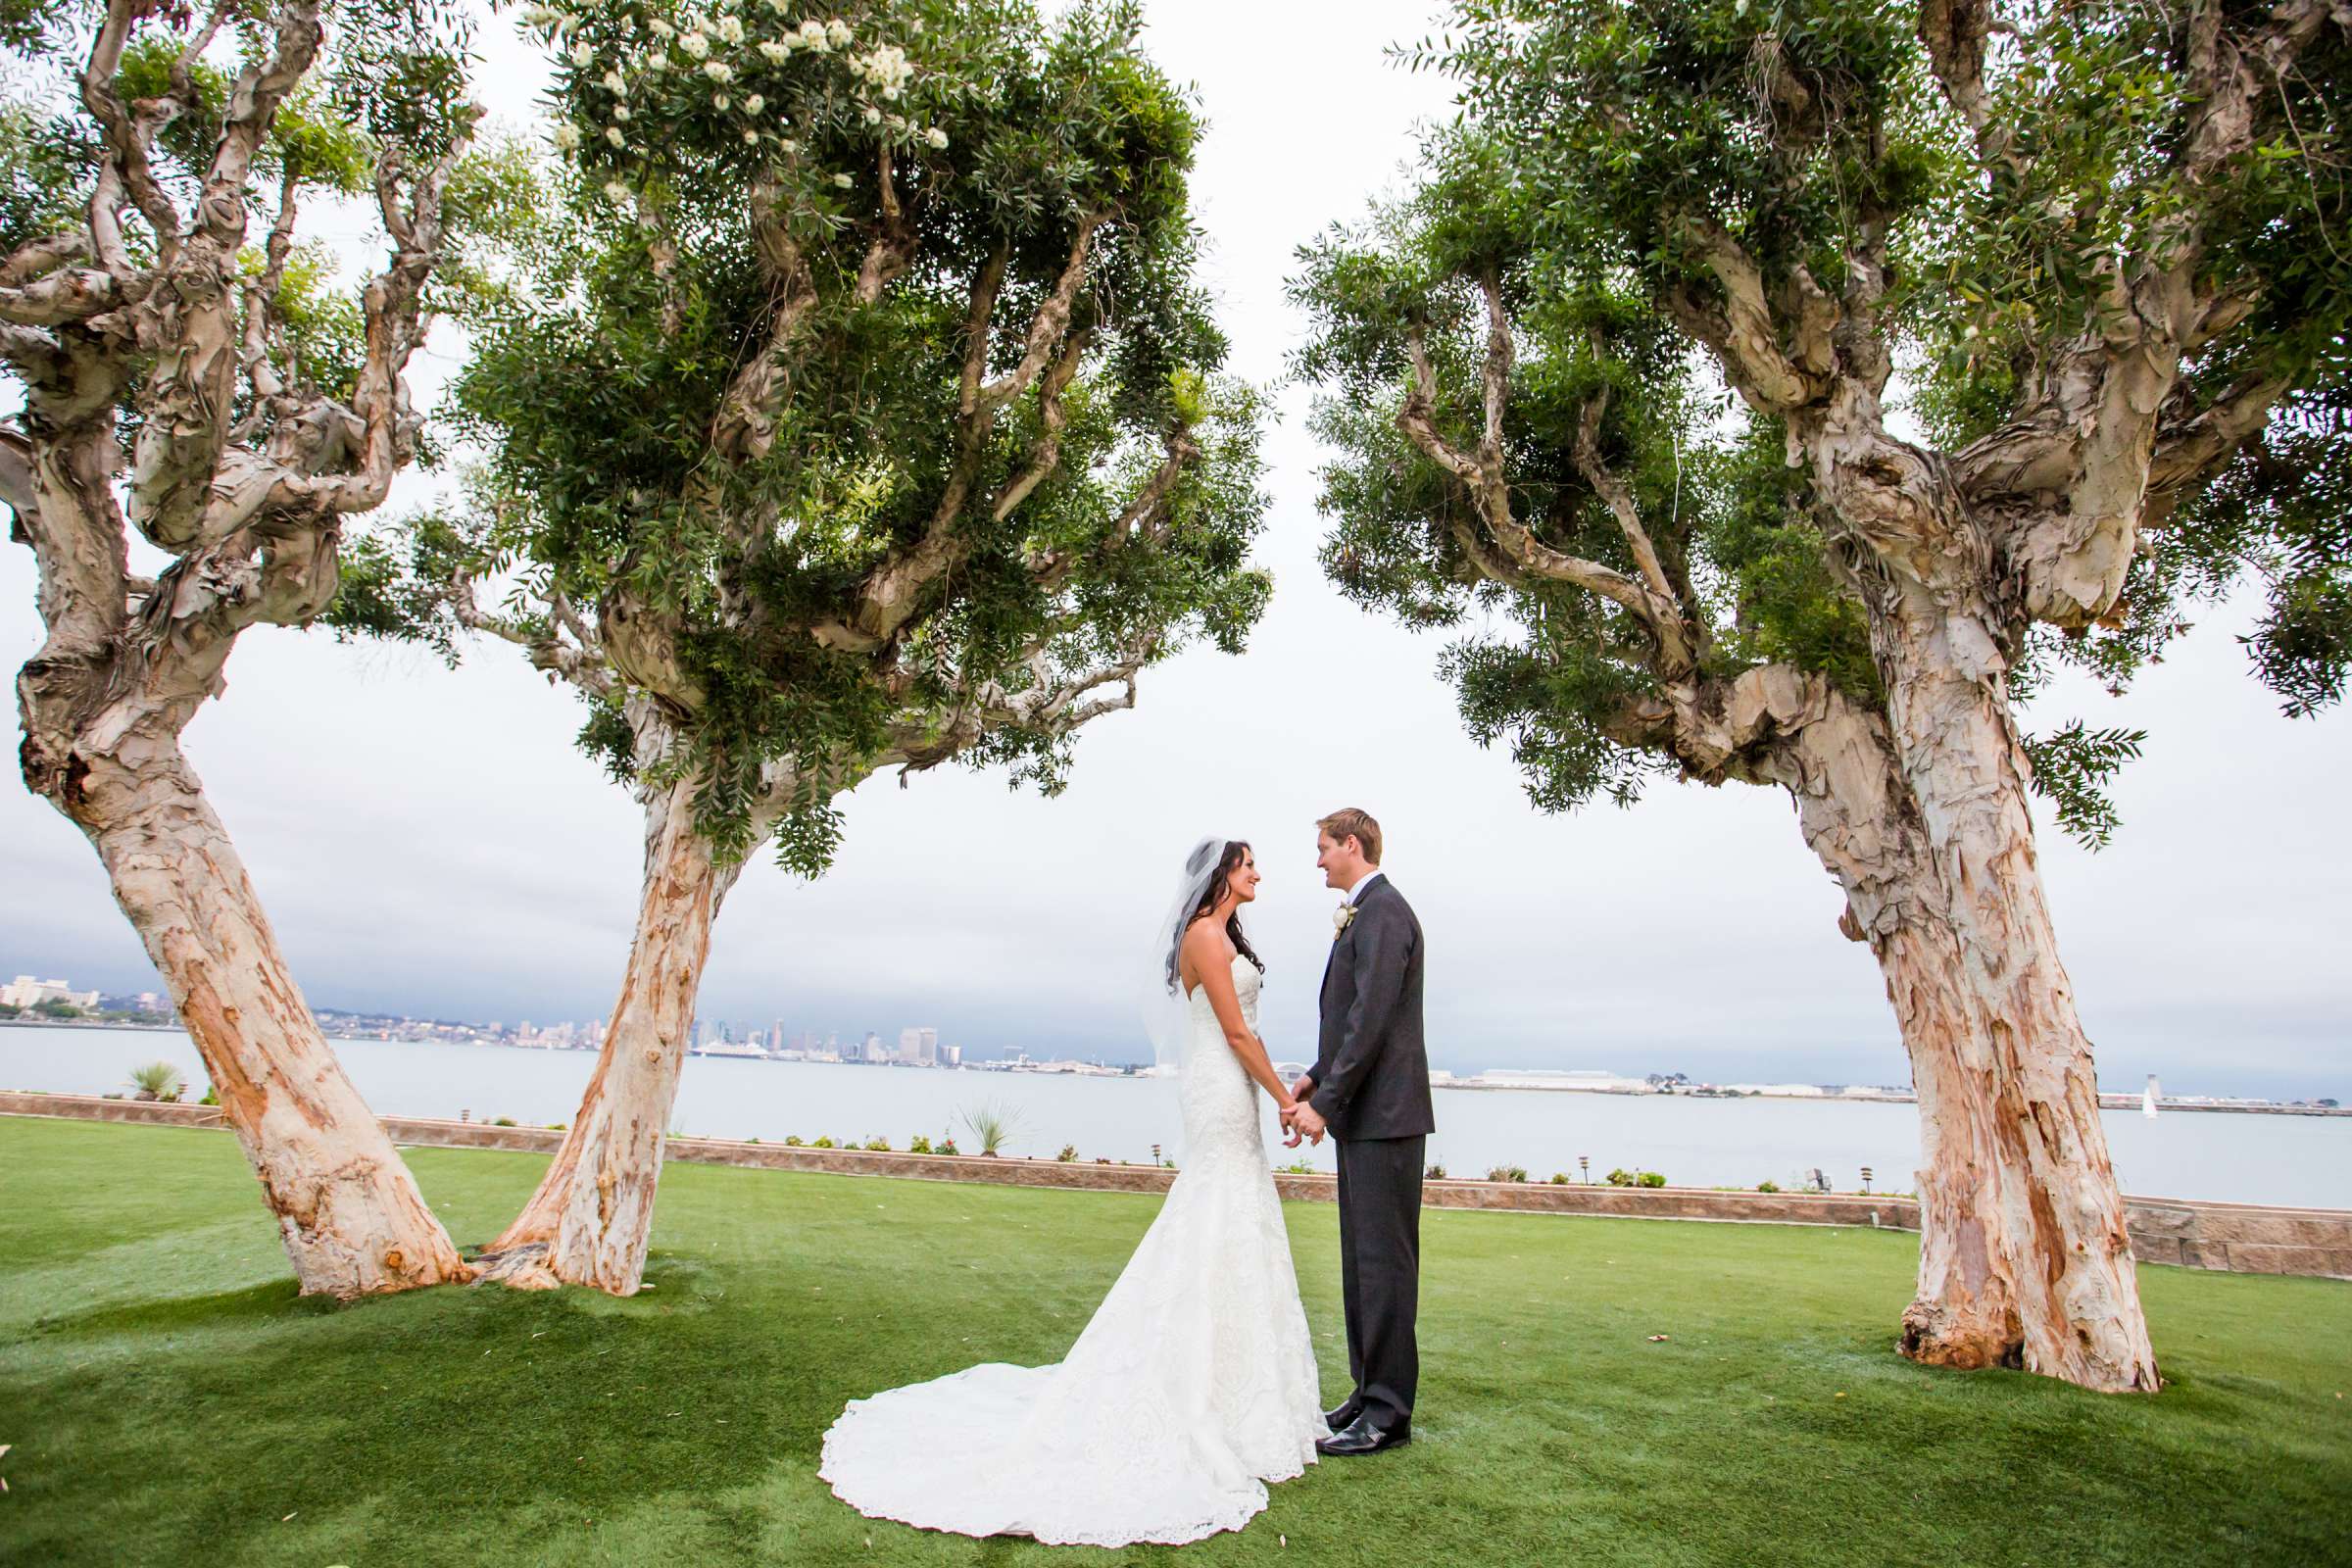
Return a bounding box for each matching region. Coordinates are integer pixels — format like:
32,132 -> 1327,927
818,837 -> 1327,1545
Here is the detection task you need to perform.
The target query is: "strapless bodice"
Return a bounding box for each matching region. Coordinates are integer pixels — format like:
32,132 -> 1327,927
1186,952 -> 1260,1027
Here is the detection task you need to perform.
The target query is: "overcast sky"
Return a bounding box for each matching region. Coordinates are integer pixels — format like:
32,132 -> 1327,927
4,1 -> 2347,1097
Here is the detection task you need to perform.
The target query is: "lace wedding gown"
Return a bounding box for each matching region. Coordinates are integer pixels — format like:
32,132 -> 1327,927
819,953 -> 1325,1545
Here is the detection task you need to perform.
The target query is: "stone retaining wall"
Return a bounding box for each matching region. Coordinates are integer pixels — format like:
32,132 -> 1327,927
8,1091 -> 2345,1279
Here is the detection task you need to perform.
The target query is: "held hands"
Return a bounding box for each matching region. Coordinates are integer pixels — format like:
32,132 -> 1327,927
1278,1084 -> 1327,1148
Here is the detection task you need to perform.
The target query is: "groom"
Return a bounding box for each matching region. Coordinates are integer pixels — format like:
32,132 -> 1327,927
1285,808 -> 1432,1457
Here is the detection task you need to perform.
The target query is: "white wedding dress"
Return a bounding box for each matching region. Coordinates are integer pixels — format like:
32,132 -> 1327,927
819,953 -> 1325,1545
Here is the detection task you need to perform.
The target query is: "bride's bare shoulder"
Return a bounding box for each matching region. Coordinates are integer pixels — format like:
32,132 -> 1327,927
1178,915 -> 1236,980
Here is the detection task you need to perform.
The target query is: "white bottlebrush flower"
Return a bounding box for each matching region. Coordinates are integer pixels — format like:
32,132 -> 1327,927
760,39 -> 792,62
605,125 -> 625,147
679,29 -> 710,58
705,60 -> 735,81
744,93 -> 765,114
612,104 -> 631,122
851,44 -> 912,99
570,39 -> 595,66
648,17 -> 676,36
826,18 -> 850,46
906,17 -> 922,31
797,19 -> 828,50
832,172 -> 853,187
779,136 -> 799,152
601,69 -> 627,93
550,121 -> 582,151
604,179 -> 632,204
712,93 -> 731,109
924,125 -> 948,150
715,15 -> 744,43
743,128 -> 759,143
861,103 -> 880,124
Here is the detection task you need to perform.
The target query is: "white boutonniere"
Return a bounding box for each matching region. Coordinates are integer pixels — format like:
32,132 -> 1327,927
1333,903 -> 1358,940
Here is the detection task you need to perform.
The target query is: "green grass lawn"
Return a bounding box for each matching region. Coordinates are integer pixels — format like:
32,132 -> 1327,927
1,1117 -> 2347,1567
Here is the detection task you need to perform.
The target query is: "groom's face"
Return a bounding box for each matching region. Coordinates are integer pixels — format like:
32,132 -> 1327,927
1316,830 -> 1360,890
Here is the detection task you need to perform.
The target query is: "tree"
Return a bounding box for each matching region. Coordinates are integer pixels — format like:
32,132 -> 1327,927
1364,0 -> 2348,1391
354,0 -> 1270,1293
1295,137 -> 1969,1364
1,0 -> 514,1294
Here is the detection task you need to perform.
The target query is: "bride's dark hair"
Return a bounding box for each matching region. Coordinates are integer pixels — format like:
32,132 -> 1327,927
1166,839 -> 1265,990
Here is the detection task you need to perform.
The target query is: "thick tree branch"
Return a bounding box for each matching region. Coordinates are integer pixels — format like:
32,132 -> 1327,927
988,326 -> 1090,522
2144,369 -> 2295,505
2,232 -> 94,289
853,142 -> 917,305
122,0 -> 328,549
711,180 -> 819,468
821,217 -> 1106,652
1397,324 -> 1657,618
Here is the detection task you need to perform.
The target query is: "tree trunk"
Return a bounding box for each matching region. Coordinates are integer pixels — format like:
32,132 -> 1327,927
1726,662 -> 2154,1391
57,723 -> 472,1296
473,773 -> 732,1293
1865,586 -> 2160,1393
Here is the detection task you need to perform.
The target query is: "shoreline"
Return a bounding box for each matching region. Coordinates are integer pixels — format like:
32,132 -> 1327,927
5,1016 -> 2343,1114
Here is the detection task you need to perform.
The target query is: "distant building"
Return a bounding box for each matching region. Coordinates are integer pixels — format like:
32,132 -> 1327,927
939,1043 -> 961,1067
860,1031 -> 888,1064
1470,1068 -> 1652,1094
2,975 -> 101,1010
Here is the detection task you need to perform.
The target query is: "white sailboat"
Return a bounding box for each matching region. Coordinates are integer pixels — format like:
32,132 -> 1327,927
2142,1074 -> 2160,1119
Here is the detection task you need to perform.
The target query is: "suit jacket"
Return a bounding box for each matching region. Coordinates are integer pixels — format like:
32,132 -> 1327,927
1308,875 -> 1435,1141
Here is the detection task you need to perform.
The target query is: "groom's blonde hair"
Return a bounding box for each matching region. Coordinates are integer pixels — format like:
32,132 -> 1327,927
1317,808 -> 1382,865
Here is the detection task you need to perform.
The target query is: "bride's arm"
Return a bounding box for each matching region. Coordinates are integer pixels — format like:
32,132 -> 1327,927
1184,926 -> 1295,1106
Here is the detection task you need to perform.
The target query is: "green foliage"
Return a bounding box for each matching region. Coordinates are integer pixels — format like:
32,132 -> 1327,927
1605,1167 -> 1636,1187
1055,1143 -> 1077,1162
1420,0 -> 2352,839
958,1101 -> 1021,1156
125,1061 -> 183,1102
387,0 -> 1269,871
1296,126 -> 1873,817
31,998 -> 82,1019
906,1134 -> 930,1153
2023,721 -> 2146,852
1757,1180 -> 1780,1193
1487,1164 -> 1530,1183
810,1136 -> 835,1149
1639,1170 -> 1667,1189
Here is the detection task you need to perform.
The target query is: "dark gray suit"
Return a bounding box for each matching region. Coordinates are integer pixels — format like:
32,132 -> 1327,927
1305,873 -> 1432,1433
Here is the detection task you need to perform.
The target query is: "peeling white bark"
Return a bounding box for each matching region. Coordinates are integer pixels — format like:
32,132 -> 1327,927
6,0 -> 471,1297
1869,584 -> 2161,1391
473,769 -> 736,1293
64,722 -> 471,1294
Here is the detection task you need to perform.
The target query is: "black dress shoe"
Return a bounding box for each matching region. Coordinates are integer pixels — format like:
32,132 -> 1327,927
1323,1399 -> 1362,1433
1315,1414 -> 1410,1456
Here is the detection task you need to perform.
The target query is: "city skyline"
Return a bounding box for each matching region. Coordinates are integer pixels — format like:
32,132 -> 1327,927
8,958 -> 2345,1102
